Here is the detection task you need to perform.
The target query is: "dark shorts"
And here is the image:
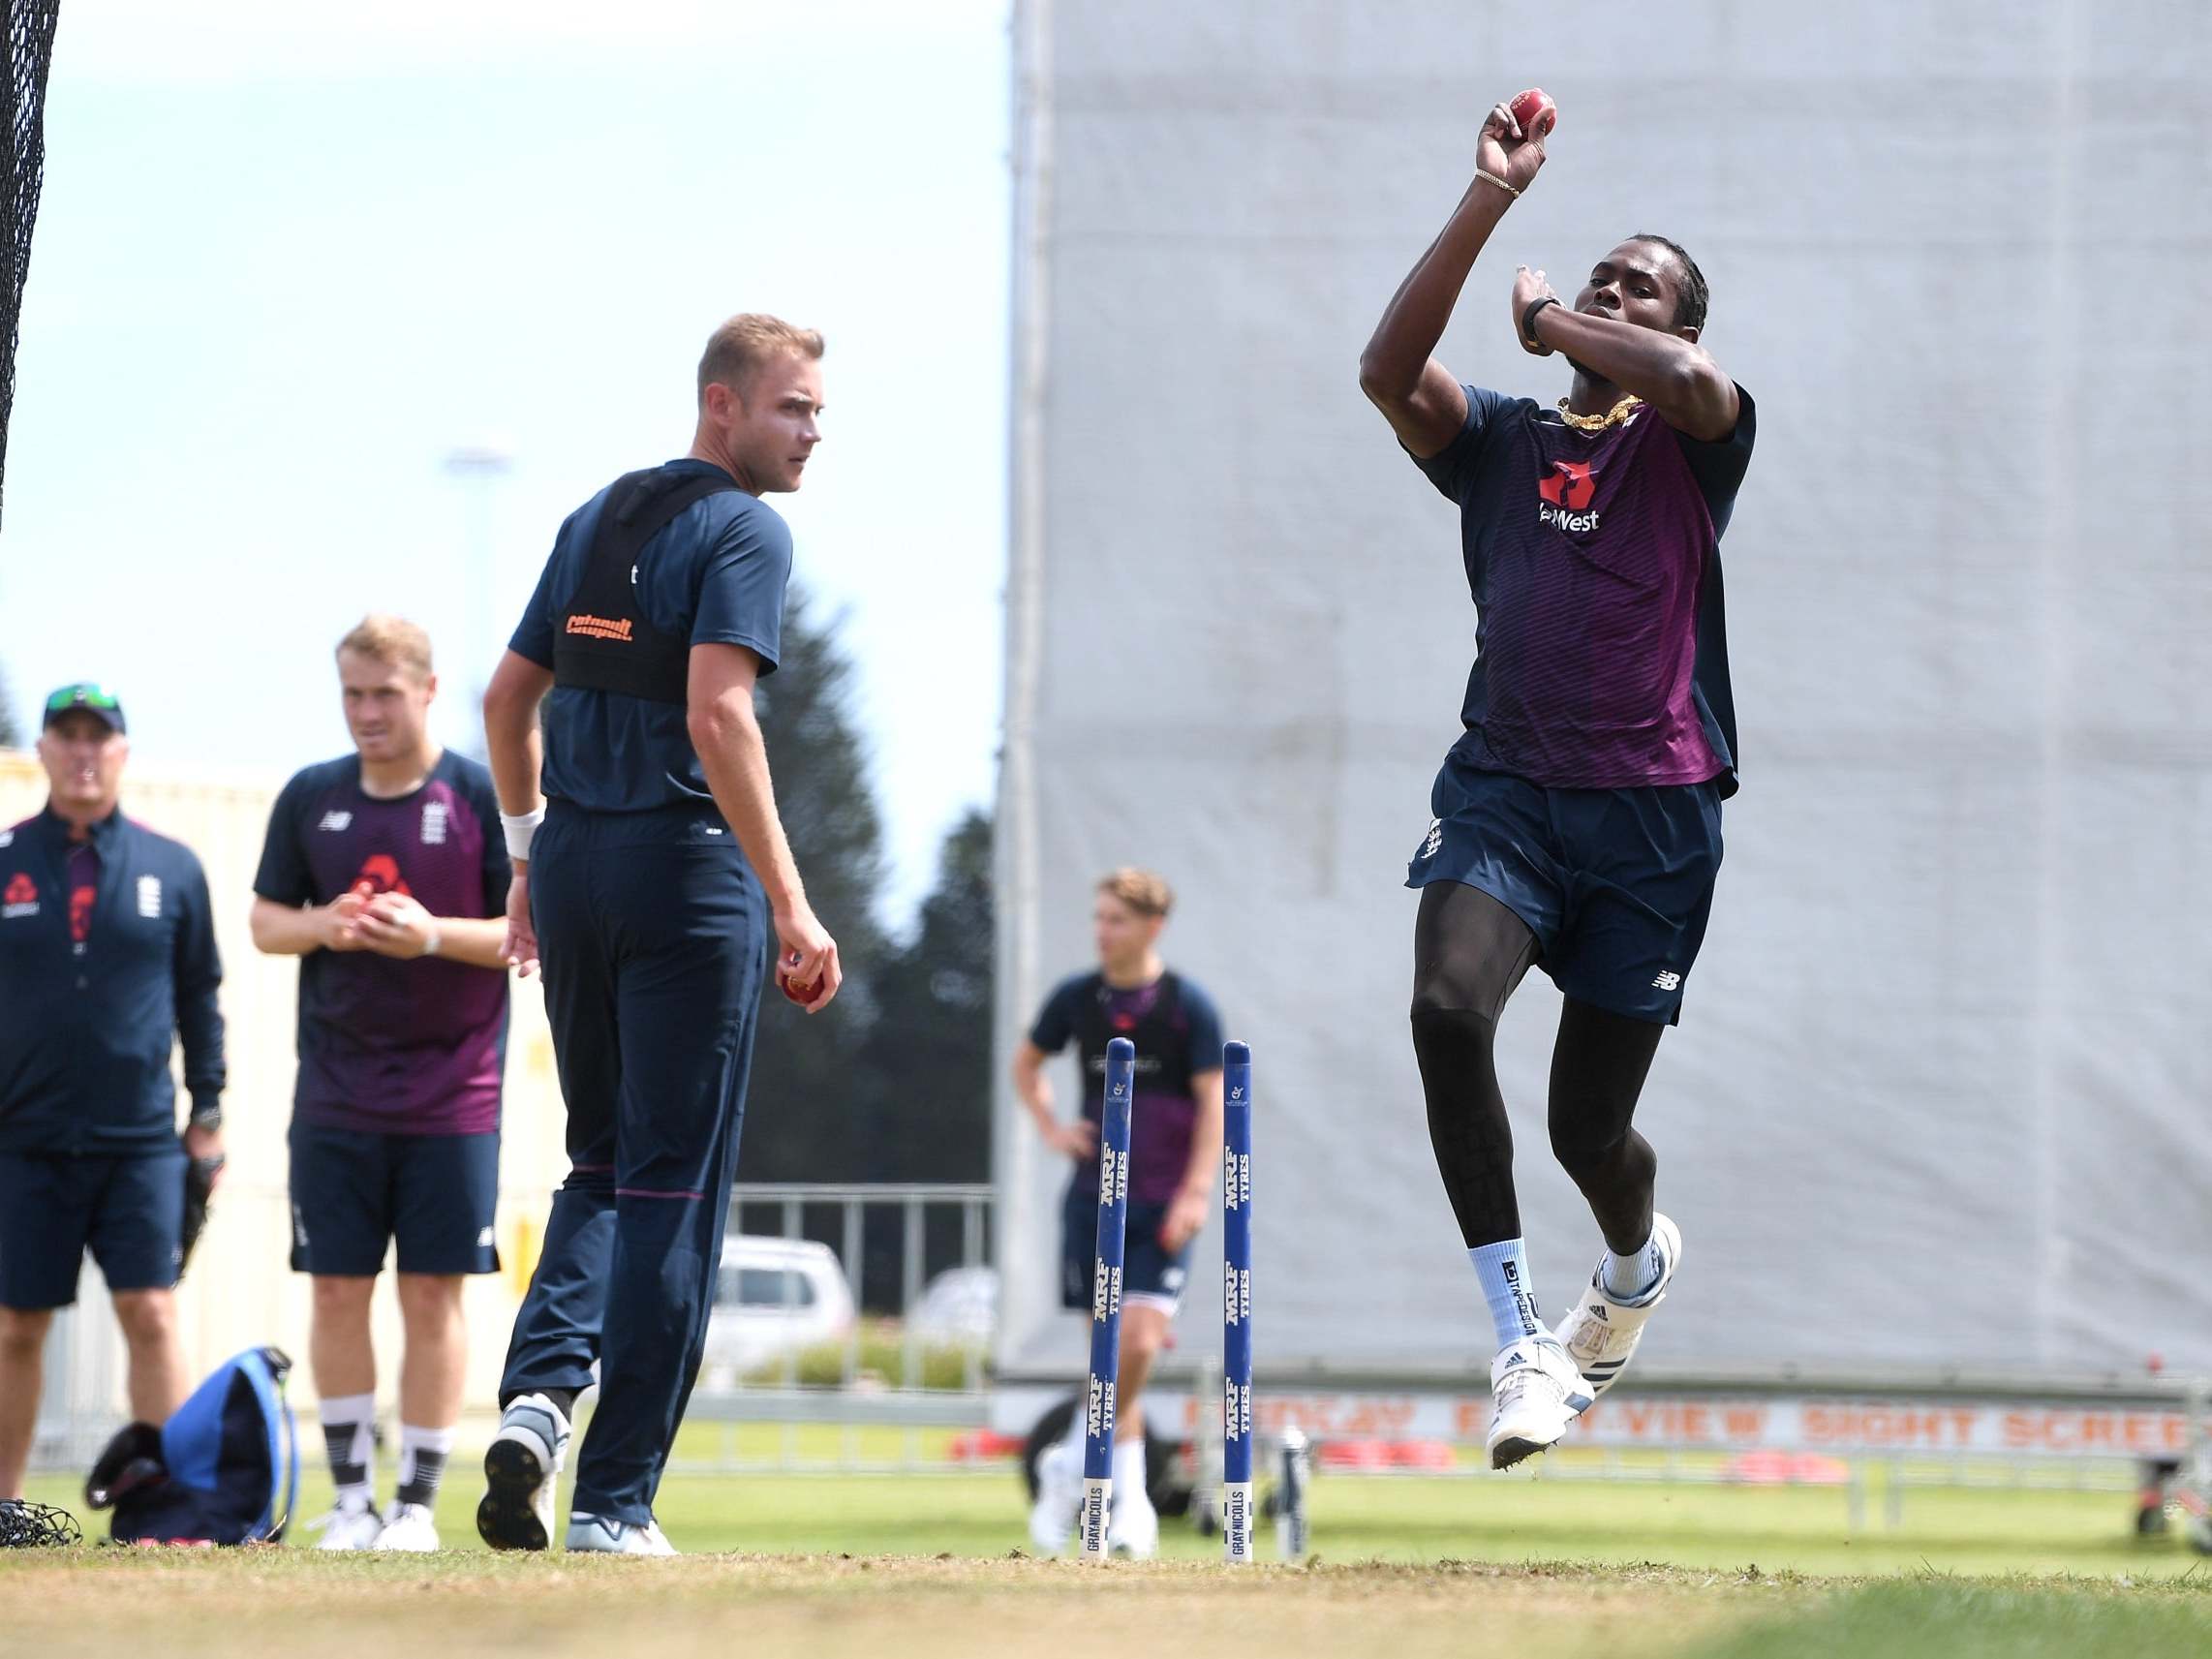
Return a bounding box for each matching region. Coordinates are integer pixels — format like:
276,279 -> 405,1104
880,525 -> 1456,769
289,1121 -> 501,1276
1407,758 -> 1724,1024
0,1148 -> 186,1309
1059,1183 -> 1191,1313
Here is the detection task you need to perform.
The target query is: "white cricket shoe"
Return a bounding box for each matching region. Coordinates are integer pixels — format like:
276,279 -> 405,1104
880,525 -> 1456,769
1029,1435 -> 1084,1555
311,1493 -> 385,1551
476,1393 -> 571,1551
1486,1336 -> 1591,1470
1107,1484 -> 1159,1559
1552,1214 -> 1682,1407
372,1501 -> 440,1551
565,1512 -> 676,1554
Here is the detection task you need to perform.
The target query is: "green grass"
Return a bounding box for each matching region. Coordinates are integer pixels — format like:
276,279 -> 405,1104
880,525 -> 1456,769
1694,1580 -> 2212,1659
20,1429 -> 2210,1578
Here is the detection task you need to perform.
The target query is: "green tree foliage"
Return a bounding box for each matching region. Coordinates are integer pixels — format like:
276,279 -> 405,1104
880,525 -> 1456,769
0,661 -> 20,748
858,807 -> 994,1183
738,583 -> 893,1181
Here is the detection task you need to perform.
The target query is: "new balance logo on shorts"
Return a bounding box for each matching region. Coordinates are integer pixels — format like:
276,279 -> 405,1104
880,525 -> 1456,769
1652,970 -> 1682,991
1421,818 -> 1443,859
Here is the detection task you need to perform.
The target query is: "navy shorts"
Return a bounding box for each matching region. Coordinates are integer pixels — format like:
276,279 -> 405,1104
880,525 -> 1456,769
0,1148 -> 186,1309
1059,1183 -> 1191,1313
1407,757 -> 1724,1024
289,1121 -> 501,1276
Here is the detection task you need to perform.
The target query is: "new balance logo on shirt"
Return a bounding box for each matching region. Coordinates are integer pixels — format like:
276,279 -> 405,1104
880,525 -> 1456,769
1651,970 -> 1681,991
318,811 -> 353,832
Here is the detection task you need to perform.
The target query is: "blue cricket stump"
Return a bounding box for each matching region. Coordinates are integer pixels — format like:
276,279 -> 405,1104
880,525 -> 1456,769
1222,1039 -> 1256,1563
1078,1035 -> 1136,1561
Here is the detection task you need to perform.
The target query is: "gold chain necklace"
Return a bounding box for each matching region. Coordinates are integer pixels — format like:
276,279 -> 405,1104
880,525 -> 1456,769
1555,394 -> 1642,434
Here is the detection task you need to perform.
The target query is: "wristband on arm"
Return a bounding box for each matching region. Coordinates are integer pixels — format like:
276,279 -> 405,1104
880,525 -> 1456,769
1521,295 -> 1560,347
501,807 -> 544,863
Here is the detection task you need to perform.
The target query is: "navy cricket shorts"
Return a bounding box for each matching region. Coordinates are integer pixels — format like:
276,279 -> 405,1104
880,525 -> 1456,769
0,1148 -> 186,1309
1059,1182 -> 1192,1312
1407,756 -> 1724,1024
289,1121 -> 502,1276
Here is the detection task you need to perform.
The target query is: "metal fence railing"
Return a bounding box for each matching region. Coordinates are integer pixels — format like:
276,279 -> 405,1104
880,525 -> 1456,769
679,1183 -> 1000,1474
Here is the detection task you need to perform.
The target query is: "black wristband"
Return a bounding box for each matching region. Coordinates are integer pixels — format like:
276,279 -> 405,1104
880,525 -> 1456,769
1521,295 -> 1560,346
188,1099 -> 222,1132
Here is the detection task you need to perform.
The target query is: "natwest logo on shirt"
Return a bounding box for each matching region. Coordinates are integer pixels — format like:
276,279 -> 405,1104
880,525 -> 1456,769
1538,459 -> 1601,533
2,872 -> 39,919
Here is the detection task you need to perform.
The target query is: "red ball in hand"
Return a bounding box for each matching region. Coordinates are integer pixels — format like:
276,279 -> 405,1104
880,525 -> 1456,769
1510,87 -> 1557,140
780,953 -> 818,1004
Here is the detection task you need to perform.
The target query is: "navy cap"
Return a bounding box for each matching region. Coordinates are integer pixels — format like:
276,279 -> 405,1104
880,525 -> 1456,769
42,683 -> 127,735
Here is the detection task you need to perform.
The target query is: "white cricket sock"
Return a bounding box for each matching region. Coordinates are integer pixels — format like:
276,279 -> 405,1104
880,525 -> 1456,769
394,1423 -> 454,1508
319,1393 -> 377,1507
1468,1238 -> 1544,1352
1599,1233 -> 1665,1303
1111,1434 -> 1148,1499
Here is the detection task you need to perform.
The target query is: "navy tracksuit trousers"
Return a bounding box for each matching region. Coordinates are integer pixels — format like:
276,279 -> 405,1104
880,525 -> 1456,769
498,801 -> 768,1524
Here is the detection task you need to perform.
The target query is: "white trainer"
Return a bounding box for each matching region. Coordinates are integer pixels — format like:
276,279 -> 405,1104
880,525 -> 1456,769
1107,1485 -> 1159,1559
1552,1214 -> 1681,1407
476,1393 -> 571,1551
1028,1435 -> 1082,1555
372,1500 -> 440,1551
1486,1336 -> 1592,1470
565,1512 -> 676,1555
311,1493 -> 384,1551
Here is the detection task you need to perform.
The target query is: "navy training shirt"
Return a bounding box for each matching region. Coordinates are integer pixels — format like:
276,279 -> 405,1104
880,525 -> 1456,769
509,458 -> 793,814
1029,970 -> 1225,1207
252,751 -> 510,1135
1414,385 -> 1754,796
0,806 -> 227,1153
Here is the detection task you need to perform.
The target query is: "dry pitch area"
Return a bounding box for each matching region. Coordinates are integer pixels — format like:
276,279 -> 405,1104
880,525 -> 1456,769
0,1555 -> 1753,1659
3,1552 -> 2209,1659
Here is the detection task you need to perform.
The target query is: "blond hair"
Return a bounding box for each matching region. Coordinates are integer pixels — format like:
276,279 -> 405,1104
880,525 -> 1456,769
1097,867 -> 1174,919
697,313 -> 825,403
336,614 -> 434,681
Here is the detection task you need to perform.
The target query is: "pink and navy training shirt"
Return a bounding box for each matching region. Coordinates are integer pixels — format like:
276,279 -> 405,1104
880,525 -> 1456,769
1414,384 -> 1756,795
253,752 -> 510,1136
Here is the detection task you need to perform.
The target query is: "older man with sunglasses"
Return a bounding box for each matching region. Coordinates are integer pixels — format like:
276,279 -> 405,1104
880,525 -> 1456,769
0,684 -> 227,1498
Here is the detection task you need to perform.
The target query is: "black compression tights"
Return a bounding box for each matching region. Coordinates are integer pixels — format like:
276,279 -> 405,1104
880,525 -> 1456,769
1410,881 -> 1666,1252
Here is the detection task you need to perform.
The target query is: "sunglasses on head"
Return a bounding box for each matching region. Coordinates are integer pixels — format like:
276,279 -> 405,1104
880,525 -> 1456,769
46,686 -> 120,713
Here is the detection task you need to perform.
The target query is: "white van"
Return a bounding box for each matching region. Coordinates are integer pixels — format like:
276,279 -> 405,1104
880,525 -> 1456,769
698,1235 -> 857,1384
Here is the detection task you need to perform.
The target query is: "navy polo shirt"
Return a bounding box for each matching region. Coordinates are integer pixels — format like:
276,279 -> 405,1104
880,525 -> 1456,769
509,458 -> 793,814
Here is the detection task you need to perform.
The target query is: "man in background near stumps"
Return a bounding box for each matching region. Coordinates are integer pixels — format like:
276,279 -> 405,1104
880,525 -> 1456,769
250,617 -> 513,1551
1011,868 -> 1224,1559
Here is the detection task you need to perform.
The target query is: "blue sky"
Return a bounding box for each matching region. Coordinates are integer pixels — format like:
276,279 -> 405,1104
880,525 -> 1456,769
1,0 -> 1012,926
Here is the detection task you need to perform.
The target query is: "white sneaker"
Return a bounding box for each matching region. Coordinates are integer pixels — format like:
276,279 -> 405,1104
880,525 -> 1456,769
1107,1486 -> 1159,1559
1487,1336 -> 1591,1470
1552,1214 -> 1681,1406
565,1512 -> 676,1554
310,1493 -> 384,1551
476,1393 -> 571,1552
372,1501 -> 440,1551
1028,1436 -> 1082,1555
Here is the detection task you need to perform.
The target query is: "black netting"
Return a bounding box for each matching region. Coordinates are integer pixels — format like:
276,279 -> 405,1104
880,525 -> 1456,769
2,0 -> 59,526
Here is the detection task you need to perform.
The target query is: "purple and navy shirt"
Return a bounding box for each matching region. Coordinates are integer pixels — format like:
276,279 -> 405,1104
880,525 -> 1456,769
1415,384 -> 1756,796
1029,970 -> 1225,1207
253,752 -> 510,1136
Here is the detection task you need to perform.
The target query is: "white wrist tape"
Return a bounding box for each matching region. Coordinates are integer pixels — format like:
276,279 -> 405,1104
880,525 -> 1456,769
501,807 -> 544,863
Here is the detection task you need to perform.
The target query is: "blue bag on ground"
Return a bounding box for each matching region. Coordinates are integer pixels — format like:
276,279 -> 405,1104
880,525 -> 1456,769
84,1345 -> 299,1544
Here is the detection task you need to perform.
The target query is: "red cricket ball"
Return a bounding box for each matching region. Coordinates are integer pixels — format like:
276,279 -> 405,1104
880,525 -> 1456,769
781,954 -> 818,1004
1510,87 -> 1557,140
